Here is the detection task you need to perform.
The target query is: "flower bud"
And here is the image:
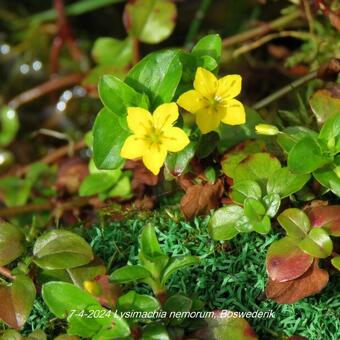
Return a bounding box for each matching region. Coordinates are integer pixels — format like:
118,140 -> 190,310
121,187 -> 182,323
255,124 -> 280,136
83,280 -> 102,296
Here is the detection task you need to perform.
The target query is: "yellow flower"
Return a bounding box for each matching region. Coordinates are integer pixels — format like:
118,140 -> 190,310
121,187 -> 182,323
120,103 -> 190,175
177,67 -> 245,134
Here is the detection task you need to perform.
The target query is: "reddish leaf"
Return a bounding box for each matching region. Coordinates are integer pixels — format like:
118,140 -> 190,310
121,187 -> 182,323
0,275 -> 36,329
266,260 -> 329,304
180,179 -> 224,220
84,275 -> 121,308
307,205 -> 340,236
56,157 -> 89,194
266,236 -> 313,282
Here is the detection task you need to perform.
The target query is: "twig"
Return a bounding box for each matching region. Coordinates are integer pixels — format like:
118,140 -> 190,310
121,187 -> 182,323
233,30 -> 313,58
8,73 -> 84,110
185,0 -> 213,48
16,139 -> 85,177
253,71 -> 318,110
222,9 -> 301,47
0,196 -> 91,218
0,266 -> 15,280
131,38 -> 140,66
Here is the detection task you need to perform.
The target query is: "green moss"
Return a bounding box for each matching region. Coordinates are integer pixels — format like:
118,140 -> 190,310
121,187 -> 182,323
87,210 -> 340,339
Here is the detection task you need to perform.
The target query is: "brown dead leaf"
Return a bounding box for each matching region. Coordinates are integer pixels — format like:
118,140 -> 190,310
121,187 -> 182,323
181,179 -> 224,220
125,160 -> 158,198
56,157 -> 89,194
317,59 -> 340,81
266,260 -> 329,304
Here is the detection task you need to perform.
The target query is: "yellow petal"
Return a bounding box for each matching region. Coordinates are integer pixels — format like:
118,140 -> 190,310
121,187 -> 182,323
216,75 -> 242,100
221,99 -> 246,126
120,135 -> 146,159
142,145 -> 167,175
162,127 -> 190,152
127,107 -> 152,135
195,109 -> 221,134
153,103 -> 178,130
177,90 -> 209,113
194,67 -> 218,99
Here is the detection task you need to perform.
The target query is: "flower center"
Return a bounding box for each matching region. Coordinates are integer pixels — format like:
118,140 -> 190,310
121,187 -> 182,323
144,126 -> 164,145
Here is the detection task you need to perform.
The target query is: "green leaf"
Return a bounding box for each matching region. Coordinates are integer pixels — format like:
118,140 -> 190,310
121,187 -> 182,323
93,108 -> 129,169
230,180 -> 262,204
288,137 -> 330,174
299,228 -> 333,258
331,256 -> 340,271
126,49 -> 182,108
27,330 -> 47,340
161,256 -> 199,285
0,330 -> 23,340
198,313 -> 258,340
196,131 -> 219,159
139,224 -> 169,278
263,193 -> 280,218
99,75 -> 148,116
277,126 -> 318,154
108,174 -> 132,199
42,281 -> 99,318
267,167 -> 310,198
92,37 -> 132,67
230,153 -> 281,183
253,215 -> 271,235
221,140 -> 265,178
191,34 -> 222,63
309,89 -> 340,125
244,198 -> 266,222
314,163 -> 340,197
67,304 -> 129,339
79,172 -> 120,196
33,230 -> 93,270
319,113 -> 340,150
163,294 -> 192,325
124,0 -> 176,44
218,106 -> 263,152
165,142 -> 196,176
110,265 -> 152,283
141,323 -> 170,340
208,205 -> 244,240
0,221 -> 25,266
0,275 -> 36,329
266,236 -> 313,282
117,290 -> 160,313
0,106 -> 19,147
277,208 -> 310,239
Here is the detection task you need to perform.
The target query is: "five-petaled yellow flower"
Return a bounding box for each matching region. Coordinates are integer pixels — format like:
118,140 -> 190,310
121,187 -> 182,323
120,103 -> 189,175
177,67 -> 246,134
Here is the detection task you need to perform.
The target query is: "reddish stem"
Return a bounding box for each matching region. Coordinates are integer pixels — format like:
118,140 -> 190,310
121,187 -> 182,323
8,73 -> 84,110
50,0 -> 83,74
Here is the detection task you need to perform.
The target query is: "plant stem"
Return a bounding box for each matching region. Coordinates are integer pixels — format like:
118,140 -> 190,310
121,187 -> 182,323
0,196 -> 91,219
15,139 -> 85,177
253,71 -> 318,110
0,266 -> 15,280
51,0 -> 84,74
29,0 -> 125,24
185,0 -> 213,48
233,30 -> 313,58
8,73 -> 84,110
222,9 -> 301,47
132,38 -> 140,66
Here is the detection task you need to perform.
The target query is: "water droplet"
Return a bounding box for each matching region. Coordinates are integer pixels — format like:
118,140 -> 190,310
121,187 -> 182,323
20,64 -> 30,74
32,60 -> 42,71
0,44 -> 10,55
56,101 -> 66,111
